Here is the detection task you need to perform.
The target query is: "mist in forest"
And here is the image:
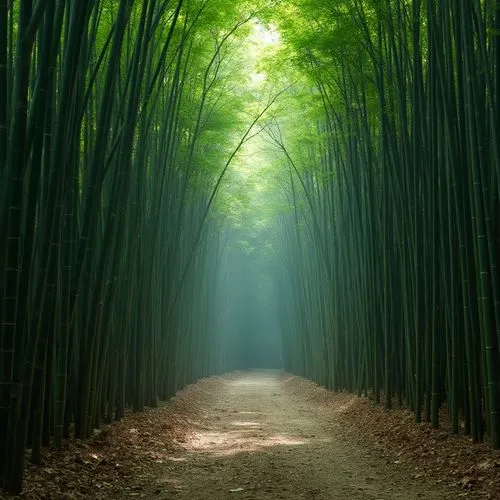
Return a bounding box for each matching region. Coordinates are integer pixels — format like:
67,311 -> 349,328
215,226 -> 283,371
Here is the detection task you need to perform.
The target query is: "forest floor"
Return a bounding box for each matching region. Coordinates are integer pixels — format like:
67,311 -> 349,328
3,370 -> 500,499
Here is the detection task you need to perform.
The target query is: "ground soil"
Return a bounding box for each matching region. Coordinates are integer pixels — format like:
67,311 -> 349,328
2,370 -> 500,499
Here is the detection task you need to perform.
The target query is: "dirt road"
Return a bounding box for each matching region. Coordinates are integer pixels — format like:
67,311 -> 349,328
13,369 -> 498,499
155,370 -> 454,499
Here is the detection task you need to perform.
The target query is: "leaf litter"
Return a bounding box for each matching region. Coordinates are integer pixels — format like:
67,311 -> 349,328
1,372 -> 499,499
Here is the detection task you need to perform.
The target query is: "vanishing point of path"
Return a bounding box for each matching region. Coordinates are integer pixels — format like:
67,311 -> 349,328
155,370 -> 455,499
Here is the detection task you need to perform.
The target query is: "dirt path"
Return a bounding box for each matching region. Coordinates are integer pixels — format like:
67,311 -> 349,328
10,369 -> 498,499
154,370 -> 454,499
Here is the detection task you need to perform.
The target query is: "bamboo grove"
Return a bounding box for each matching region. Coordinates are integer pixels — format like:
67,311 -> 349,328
274,0 -> 500,453
0,0 -> 274,492
2,0 -> 500,495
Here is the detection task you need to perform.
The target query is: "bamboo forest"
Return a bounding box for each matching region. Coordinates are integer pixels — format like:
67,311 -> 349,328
1,0 -> 500,498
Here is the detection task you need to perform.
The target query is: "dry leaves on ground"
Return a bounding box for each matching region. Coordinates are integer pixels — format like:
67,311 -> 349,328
1,373 -> 500,499
0,377 -> 228,499
285,377 -> 500,499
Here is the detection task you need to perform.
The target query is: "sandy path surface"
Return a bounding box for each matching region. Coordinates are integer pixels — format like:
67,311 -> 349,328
155,370 -> 454,499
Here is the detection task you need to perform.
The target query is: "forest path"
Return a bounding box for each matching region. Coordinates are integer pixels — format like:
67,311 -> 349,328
154,370 -> 454,499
